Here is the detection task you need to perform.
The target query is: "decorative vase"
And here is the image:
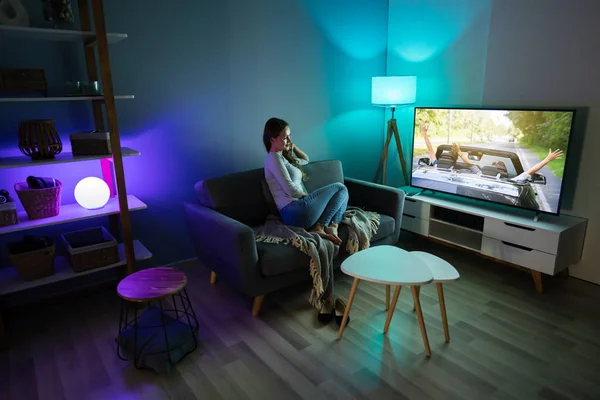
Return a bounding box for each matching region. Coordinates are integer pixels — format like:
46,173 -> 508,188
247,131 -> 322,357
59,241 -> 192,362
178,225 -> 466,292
18,119 -> 63,160
0,0 -> 30,26
42,0 -> 74,29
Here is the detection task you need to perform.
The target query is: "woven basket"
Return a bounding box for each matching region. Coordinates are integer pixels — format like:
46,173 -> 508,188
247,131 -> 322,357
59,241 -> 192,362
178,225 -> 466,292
62,226 -> 119,272
14,180 -> 62,220
0,201 -> 18,227
8,241 -> 55,281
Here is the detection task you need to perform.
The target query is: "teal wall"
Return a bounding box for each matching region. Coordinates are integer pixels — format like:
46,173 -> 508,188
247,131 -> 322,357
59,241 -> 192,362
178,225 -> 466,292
0,0 -> 388,266
384,0 -> 493,187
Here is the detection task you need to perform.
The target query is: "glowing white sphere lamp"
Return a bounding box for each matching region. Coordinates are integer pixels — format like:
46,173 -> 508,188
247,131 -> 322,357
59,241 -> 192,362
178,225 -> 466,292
74,177 -> 110,210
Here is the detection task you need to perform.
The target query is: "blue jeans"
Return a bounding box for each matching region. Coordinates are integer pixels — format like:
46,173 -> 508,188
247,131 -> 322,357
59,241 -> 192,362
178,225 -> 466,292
279,182 -> 349,230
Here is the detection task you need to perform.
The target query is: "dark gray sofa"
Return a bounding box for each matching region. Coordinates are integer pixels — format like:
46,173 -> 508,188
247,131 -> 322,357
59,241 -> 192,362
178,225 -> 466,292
183,160 -> 405,315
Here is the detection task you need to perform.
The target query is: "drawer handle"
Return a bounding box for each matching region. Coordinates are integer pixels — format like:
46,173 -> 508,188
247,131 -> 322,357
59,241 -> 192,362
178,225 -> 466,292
501,241 -> 532,252
403,213 -> 416,219
405,198 -> 417,203
504,222 -> 535,232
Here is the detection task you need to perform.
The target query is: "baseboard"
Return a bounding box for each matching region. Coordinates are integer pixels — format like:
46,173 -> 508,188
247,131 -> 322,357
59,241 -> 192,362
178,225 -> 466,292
163,257 -> 199,268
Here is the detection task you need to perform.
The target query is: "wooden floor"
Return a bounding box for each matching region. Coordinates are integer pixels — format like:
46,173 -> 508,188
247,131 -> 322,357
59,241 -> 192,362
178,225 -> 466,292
2,232 -> 600,400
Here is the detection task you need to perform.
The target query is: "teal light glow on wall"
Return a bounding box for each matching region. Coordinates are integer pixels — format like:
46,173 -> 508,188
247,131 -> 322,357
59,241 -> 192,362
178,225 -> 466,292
371,76 -> 417,107
302,0 -> 387,60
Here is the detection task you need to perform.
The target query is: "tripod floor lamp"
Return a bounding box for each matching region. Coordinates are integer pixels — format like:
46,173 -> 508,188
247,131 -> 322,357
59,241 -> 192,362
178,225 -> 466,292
372,76 -> 417,186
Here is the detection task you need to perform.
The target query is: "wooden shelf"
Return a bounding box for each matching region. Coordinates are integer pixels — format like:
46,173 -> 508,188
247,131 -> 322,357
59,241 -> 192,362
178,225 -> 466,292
0,195 -> 146,235
0,147 -> 140,170
0,95 -> 134,102
0,240 -> 151,296
0,25 -> 127,45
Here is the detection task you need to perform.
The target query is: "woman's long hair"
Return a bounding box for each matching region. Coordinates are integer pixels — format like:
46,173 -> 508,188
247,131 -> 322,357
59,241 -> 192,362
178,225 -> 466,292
263,117 -> 307,180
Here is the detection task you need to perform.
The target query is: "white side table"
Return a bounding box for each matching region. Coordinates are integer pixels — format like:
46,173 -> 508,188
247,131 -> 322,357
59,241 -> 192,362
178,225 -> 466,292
337,246 -> 434,357
411,251 -> 460,342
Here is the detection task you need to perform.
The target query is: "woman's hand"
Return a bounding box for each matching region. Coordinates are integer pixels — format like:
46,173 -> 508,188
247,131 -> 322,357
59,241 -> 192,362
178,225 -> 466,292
545,148 -> 563,162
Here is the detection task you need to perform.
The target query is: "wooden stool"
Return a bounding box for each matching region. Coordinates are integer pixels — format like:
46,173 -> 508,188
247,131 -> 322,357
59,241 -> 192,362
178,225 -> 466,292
116,267 -> 199,370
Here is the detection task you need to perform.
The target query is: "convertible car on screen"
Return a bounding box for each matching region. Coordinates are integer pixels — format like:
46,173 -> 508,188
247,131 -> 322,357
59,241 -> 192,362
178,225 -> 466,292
412,145 -> 546,210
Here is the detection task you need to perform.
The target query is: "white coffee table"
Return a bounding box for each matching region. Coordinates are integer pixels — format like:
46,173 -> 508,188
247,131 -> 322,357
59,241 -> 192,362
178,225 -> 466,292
337,245 -> 434,357
409,251 -> 460,343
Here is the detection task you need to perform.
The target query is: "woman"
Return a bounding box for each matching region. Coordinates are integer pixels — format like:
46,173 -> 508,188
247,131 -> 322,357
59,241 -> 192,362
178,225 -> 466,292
263,117 -> 349,324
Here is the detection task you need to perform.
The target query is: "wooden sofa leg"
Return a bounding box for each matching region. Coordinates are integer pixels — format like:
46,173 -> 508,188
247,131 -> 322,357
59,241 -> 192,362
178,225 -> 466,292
252,296 -> 265,317
210,271 -> 217,285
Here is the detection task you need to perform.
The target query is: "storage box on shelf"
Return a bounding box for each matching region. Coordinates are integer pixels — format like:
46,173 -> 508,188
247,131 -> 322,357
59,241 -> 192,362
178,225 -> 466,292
62,226 -> 119,272
399,186 -> 587,292
7,236 -> 55,281
0,201 -> 18,227
70,131 -> 112,156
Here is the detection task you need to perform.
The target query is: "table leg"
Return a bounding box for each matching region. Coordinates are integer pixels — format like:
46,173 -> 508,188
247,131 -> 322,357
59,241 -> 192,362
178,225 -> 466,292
436,283 -> 450,343
337,278 -> 360,340
413,285 -> 421,311
384,286 -> 402,334
411,286 -> 431,357
385,285 -> 390,311
531,270 -> 543,293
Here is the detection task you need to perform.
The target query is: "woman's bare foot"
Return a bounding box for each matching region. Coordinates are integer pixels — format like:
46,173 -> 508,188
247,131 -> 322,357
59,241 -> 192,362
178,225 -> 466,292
325,223 -> 342,245
310,224 -> 342,245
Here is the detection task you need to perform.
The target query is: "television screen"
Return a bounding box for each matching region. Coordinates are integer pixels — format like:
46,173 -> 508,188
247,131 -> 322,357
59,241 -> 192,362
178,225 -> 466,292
411,107 -> 575,215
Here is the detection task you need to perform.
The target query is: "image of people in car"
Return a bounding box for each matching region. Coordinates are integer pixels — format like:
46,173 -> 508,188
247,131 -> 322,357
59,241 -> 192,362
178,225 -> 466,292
412,108 -> 574,213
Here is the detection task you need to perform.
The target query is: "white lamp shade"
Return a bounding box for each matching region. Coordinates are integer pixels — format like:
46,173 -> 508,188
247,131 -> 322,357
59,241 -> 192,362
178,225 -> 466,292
371,76 -> 417,106
74,177 -> 110,210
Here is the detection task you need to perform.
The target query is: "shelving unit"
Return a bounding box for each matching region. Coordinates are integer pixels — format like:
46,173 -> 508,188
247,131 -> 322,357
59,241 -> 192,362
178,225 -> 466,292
0,241 -> 151,296
0,147 -> 139,169
0,24 -> 127,45
0,195 -> 146,235
0,95 -> 134,102
0,0 -> 149,348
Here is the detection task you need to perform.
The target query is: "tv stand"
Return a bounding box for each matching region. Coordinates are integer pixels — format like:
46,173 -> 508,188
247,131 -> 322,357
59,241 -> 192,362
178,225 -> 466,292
400,187 -> 587,293
407,188 -> 436,197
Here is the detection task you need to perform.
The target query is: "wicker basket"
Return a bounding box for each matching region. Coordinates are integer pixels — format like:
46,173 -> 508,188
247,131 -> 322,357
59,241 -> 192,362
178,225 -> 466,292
8,238 -> 55,281
62,226 -> 119,272
14,180 -> 62,220
0,201 -> 18,227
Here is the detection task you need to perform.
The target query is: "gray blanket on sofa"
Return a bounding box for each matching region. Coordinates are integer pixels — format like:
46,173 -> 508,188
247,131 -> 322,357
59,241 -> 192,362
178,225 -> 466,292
253,207 -> 380,309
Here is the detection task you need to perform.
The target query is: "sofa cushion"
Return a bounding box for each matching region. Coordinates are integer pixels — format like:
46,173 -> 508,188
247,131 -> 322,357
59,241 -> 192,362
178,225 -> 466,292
194,168 -> 269,226
261,180 -> 281,218
258,242 -> 310,277
337,213 -> 395,244
302,160 -> 344,193
257,213 -> 394,277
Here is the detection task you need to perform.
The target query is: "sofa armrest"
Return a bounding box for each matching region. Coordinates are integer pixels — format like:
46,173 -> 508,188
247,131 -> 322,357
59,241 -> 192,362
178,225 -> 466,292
184,202 -> 259,293
344,177 -> 405,243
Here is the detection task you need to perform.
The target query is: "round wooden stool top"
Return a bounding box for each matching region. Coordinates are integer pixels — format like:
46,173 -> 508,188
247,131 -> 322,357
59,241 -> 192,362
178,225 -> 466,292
117,267 -> 187,302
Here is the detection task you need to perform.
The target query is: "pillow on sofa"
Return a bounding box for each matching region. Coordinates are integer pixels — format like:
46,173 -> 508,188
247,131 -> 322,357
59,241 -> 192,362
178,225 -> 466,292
261,180 -> 281,218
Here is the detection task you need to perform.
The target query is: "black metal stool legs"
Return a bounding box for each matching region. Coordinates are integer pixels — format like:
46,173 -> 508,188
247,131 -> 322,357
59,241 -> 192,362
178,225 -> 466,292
116,290 -> 200,370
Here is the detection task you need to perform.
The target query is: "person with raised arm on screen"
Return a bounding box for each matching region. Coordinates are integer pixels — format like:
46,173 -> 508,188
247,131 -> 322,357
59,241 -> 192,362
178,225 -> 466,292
451,143 -> 563,182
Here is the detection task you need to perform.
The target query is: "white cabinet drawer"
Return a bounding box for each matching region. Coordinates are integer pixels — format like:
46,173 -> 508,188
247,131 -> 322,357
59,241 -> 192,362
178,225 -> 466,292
481,237 -> 557,275
401,215 -> 429,236
483,217 -> 559,254
403,197 -> 431,220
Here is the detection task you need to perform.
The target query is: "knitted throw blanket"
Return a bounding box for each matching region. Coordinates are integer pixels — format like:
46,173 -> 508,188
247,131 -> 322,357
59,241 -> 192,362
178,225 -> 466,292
253,207 -> 380,309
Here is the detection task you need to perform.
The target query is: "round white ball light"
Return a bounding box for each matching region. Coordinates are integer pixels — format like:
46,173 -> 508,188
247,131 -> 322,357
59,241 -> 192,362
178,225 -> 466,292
74,177 -> 110,210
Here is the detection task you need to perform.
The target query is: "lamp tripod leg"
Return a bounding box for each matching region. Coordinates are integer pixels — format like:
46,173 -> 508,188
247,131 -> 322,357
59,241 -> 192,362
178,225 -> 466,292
391,120 -> 409,185
374,125 -> 393,184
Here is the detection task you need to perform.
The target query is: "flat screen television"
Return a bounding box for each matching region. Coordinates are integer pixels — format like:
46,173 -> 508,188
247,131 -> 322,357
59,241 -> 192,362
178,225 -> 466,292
410,107 -> 576,215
